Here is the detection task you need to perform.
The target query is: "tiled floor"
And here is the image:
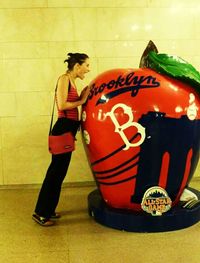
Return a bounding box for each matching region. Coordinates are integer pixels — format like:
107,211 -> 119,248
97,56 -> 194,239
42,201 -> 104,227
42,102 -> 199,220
0,180 -> 200,263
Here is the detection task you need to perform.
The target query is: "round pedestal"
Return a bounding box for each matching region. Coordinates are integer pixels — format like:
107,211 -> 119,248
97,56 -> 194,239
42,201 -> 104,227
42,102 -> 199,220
88,188 -> 200,232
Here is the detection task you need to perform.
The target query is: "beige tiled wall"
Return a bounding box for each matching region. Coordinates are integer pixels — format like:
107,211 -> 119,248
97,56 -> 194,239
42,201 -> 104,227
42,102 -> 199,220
0,0 -> 200,185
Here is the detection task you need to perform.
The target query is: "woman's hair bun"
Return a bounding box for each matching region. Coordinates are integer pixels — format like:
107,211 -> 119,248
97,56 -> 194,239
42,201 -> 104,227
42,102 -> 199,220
64,53 -> 75,63
67,53 -> 73,57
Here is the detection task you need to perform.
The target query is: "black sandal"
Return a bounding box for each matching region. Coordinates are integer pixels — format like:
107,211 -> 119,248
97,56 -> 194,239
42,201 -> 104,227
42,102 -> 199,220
50,212 -> 61,219
32,214 -> 54,226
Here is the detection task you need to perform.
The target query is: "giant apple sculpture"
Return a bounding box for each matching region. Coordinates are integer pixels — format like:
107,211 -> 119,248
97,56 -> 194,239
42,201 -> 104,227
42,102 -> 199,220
81,42 -> 200,230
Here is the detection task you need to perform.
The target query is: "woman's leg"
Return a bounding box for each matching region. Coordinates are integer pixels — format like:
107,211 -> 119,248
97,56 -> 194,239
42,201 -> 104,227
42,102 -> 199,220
34,152 -> 72,218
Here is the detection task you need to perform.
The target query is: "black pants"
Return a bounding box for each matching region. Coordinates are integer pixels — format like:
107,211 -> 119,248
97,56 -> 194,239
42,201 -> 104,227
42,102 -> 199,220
34,152 -> 72,218
34,118 -> 80,218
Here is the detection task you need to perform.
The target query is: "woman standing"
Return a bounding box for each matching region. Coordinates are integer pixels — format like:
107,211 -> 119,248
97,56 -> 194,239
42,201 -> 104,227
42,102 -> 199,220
32,53 -> 90,226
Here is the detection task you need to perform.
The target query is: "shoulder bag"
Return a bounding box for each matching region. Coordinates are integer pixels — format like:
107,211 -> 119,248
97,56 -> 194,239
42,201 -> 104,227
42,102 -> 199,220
48,87 -> 76,155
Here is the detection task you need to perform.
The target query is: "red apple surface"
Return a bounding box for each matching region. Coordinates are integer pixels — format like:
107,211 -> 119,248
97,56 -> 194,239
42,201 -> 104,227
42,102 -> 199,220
81,68 -> 200,211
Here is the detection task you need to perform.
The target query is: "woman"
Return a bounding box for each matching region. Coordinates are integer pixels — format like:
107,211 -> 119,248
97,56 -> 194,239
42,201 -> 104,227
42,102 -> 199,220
32,53 -> 90,226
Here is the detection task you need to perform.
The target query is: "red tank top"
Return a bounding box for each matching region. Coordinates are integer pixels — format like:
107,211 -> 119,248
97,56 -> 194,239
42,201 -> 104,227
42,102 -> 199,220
56,81 -> 79,120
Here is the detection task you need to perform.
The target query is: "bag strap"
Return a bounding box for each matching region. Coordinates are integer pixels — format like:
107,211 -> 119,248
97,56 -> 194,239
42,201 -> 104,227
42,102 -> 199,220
49,81 -> 71,135
49,86 -> 57,136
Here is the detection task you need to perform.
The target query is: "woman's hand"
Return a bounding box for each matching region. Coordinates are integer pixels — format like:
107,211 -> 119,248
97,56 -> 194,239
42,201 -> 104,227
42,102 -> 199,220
80,86 -> 91,104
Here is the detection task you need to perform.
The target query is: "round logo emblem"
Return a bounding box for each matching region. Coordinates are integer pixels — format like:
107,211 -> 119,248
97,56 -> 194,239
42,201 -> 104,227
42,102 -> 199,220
141,186 -> 172,216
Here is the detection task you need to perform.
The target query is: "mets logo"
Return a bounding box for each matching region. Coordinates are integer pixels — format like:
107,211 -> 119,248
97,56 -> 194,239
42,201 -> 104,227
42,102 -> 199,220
141,186 -> 172,216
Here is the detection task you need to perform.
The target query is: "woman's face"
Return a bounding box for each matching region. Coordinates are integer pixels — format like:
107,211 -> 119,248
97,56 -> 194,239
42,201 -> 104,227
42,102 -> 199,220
77,58 -> 90,79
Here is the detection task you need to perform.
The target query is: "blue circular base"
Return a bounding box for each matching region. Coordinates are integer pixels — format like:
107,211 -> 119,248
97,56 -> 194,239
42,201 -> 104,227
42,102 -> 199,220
88,188 -> 200,232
